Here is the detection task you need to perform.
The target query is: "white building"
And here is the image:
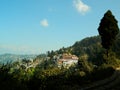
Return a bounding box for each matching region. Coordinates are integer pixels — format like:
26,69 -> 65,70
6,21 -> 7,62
57,54 -> 78,68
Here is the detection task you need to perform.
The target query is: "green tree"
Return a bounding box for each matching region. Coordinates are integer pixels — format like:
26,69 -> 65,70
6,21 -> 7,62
78,54 -> 93,73
98,10 -> 119,57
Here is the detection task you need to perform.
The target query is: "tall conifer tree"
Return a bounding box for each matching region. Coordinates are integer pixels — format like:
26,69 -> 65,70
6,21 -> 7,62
98,10 -> 119,56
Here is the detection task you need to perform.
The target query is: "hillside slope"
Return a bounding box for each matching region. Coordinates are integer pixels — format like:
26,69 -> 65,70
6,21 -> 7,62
48,32 -> 120,65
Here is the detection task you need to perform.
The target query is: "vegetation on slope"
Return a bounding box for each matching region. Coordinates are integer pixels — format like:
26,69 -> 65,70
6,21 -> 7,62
0,10 -> 120,90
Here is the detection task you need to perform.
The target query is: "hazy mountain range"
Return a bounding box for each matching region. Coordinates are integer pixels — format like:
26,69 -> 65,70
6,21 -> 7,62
0,54 -> 37,64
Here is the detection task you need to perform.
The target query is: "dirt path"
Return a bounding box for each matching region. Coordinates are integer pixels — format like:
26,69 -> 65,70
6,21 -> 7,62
80,68 -> 120,90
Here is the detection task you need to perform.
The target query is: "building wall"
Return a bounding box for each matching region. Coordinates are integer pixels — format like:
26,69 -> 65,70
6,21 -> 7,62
58,59 -> 78,68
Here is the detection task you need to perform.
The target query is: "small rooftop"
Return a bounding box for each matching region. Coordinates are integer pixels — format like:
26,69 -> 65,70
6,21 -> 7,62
61,53 -> 78,60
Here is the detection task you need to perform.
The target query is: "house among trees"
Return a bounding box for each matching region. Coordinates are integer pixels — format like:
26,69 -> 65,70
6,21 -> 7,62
57,53 -> 78,68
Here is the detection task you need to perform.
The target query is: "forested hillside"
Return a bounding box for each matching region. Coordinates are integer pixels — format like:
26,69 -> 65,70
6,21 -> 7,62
113,32 -> 120,58
1,34 -> 120,90
48,32 -> 120,65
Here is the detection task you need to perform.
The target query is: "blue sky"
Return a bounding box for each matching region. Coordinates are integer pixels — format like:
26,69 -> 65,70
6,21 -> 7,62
0,0 -> 120,54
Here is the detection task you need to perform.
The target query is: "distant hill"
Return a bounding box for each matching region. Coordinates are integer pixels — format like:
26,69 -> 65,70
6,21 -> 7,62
48,32 -> 120,65
71,36 -> 101,56
1,33 -> 120,65
0,54 -> 37,64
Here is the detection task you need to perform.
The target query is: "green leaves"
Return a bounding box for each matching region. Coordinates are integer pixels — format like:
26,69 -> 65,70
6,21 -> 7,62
98,10 -> 119,50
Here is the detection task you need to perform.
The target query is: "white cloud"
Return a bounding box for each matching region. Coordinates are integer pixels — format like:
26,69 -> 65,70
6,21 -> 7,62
40,19 -> 49,27
73,0 -> 90,15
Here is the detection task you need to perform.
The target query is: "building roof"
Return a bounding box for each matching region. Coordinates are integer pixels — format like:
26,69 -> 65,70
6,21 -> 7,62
62,53 -> 78,60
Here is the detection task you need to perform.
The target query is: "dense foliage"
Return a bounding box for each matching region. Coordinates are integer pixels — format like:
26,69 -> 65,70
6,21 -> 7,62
0,60 -> 115,90
1,35 -> 120,90
98,10 -> 119,56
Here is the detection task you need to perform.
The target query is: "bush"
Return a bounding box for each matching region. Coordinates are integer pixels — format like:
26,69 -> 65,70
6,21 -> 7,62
90,64 -> 115,81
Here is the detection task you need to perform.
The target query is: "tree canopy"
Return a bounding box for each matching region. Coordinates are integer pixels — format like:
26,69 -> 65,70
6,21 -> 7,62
98,10 -> 119,51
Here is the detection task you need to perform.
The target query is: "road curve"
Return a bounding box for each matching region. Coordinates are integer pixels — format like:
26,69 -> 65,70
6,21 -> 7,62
79,68 -> 120,90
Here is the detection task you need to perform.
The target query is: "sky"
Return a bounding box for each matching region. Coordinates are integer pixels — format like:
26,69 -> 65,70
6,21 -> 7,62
0,0 -> 120,54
